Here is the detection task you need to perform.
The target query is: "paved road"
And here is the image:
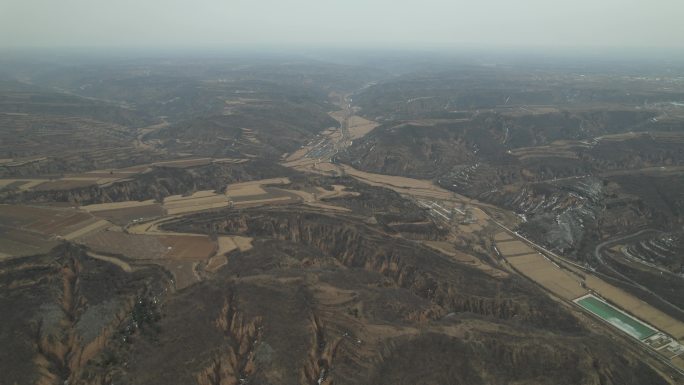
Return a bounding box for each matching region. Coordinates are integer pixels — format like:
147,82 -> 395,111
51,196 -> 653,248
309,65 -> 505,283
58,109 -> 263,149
491,216 -> 684,317
488,217 -> 684,376
593,229 -> 684,315
593,229 -> 660,265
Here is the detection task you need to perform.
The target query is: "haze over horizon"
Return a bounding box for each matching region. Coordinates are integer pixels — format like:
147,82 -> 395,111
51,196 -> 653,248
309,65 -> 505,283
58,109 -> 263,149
1,0 -> 684,50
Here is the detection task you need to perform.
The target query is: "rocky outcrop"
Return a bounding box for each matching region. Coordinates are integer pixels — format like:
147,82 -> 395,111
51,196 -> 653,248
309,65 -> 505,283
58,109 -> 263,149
0,244 -> 168,385
302,314 -> 341,385
196,292 -> 262,385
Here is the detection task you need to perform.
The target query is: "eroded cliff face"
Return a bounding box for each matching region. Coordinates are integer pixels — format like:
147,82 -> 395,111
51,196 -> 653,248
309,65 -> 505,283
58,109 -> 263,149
196,293 -> 262,385
0,244 -> 169,385
0,160 -> 295,205
99,246 -> 670,385
165,208 -> 579,332
301,314 -> 341,385
2,225 -> 669,385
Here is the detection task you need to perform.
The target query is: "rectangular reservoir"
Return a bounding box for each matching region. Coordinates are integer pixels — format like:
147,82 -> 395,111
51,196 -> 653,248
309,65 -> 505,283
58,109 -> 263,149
576,295 -> 658,340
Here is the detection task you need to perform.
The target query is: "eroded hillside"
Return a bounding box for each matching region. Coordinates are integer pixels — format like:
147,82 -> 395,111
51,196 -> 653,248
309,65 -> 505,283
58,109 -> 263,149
1,54 -> 683,384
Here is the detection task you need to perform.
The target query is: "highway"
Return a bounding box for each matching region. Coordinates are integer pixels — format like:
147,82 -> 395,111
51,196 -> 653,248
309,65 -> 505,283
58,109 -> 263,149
490,213 -> 683,311
487,214 -> 684,378
593,229 -> 684,316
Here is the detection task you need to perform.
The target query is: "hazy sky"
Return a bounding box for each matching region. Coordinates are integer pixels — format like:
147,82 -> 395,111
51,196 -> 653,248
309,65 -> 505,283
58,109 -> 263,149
1,0 -> 683,49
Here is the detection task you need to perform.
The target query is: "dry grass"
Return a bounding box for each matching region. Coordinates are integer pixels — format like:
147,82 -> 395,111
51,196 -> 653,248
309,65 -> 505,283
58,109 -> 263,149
304,202 -> 351,212
205,236 -> 252,273
166,201 -> 231,215
205,236 -> 253,274
284,147 -> 310,162
672,356 -> 684,371
318,184 -> 360,199
491,234 -> 684,340
283,188 -> 318,203
311,281 -> 358,306
507,253 -> 587,300
225,178 -> 300,208
79,224 -> 215,290
0,204 -> 99,237
19,180 -> 48,190
163,190 -> 231,215
86,251 -> 132,273
496,240 -> 535,256
1,169 -> 138,193
457,208 -> 489,233
0,179 -> 48,191
80,231 -> 168,260
424,241 -> 508,278
0,179 -> 18,188
282,157 -> 317,169
500,106 -> 560,116
457,222 -> 484,233
126,216 -> 174,235
226,184 -> 267,197
347,115 -> 379,140
76,171 -> 137,178
511,147 -> 581,160
80,230 -> 214,261
329,110 -> 346,123
150,158 -> 213,168
212,157 -> 248,164
158,235 -> 216,260
232,236 -> 253,251
88,204 -> 164,226
62,219 -> 111,240
494,232 -> 514,242
216,235 -> 254,254
216,236 -> 238,255
225,178 -> 290,197
206,255 -> 228,273
275,185 -> 357,212
165,190 -> 219,202
0,205 -> 95,256
80,199 -> 158,212
311,163 -> 456,201
650,131 -> 684,142
32,179 -> 99,191
0,229 -> 58,257
240,127 -> 260,143
232,196 -> 294,208
157,260 -> 199,289
597,132 -> 647,142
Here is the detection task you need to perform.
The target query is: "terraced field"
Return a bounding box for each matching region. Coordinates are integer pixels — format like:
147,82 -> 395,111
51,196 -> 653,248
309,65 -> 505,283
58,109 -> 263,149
0,204 -> 110,256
